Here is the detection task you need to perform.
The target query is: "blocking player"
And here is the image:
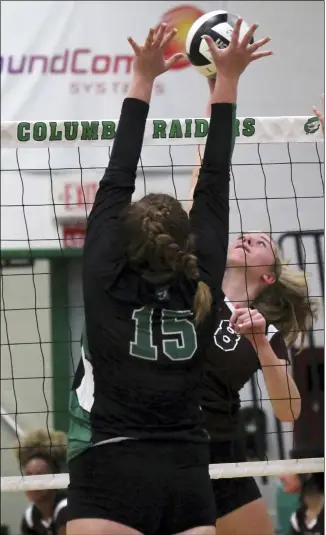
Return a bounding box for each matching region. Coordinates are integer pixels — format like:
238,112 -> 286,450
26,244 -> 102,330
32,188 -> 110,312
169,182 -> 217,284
189,82 -> 317,535
66,20 -> 272,535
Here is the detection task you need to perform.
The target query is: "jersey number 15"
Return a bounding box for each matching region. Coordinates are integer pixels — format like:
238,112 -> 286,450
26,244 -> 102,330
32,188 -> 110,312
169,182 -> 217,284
130,307 -> 197,361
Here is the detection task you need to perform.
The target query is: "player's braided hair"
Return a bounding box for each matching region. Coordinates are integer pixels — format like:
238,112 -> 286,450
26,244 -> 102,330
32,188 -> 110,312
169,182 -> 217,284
14,428 -> 67,473
252,245 -> 318,350
122,193 -> 212,323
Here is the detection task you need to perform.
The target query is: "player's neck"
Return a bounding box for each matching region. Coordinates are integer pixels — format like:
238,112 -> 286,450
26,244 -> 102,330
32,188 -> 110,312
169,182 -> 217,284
35,492 -> 56,520
222,268 -> 260,306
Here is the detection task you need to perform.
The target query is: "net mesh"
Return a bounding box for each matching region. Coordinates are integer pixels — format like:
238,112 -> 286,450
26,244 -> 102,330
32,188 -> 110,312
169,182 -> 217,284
1,115 -> 324,492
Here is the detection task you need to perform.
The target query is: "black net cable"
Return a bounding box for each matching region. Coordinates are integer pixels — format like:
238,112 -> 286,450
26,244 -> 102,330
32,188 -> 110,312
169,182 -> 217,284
49,147 -> 75,384
15,149 -> 52,474
258,142 -> 296,461
1,136 -> 324,483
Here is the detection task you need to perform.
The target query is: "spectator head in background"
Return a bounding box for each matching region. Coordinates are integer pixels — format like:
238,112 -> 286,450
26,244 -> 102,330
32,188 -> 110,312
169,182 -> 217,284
15,428 -> 66,505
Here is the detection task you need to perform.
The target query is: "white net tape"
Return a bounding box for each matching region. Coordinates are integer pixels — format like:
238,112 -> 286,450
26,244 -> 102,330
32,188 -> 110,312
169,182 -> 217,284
1,459 -> 324,492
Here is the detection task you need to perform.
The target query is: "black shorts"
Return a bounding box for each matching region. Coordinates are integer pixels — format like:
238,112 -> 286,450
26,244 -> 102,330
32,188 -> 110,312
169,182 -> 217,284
68,440 -> 216,535
210,440 -> 262,519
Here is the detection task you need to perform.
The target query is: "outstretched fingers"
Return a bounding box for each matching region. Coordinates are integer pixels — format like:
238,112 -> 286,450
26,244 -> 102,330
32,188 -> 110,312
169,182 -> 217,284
164,51 -> 185,71
161,27 -> 178,48
127,36 -> 141,56
229,17 -> 243,48
240,23 -> 258,49
250,50 -> 273,62
152,23 -> 178,51
143,27 -> 155,51
203,34 -> 221,63
248,36 -> 271,53
152,23 -> 167,48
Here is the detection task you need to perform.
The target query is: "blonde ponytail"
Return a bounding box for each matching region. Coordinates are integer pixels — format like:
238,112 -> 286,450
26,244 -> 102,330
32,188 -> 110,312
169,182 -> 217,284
253,253 -> 318,350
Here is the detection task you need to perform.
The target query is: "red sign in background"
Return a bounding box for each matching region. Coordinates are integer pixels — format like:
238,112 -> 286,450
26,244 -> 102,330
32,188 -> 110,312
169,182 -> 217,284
63,225 -> 86,248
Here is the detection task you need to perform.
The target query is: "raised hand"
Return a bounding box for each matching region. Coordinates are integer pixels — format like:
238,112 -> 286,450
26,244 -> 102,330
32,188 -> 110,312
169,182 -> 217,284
203,18 -> 272,80
230,304 -> 267,348
128,23 -> 185,81
312,95 -> 324,136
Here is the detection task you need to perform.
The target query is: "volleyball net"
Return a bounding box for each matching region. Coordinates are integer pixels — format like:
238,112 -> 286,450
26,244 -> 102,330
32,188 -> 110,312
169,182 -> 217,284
1,113 -> 324,492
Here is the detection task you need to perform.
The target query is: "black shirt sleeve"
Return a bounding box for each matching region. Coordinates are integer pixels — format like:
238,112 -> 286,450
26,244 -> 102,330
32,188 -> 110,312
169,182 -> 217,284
189,103 -> 234,298
288,511 -> 300,534
269,329 -> 289,361
257,328 -> 289,371
54,498 -> 68,531
83,97 -> 149,289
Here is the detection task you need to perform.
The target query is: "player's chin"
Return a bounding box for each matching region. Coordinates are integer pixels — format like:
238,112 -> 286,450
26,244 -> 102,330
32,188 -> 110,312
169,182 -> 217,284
226,250 -> 252,268
26,490 -> 47,503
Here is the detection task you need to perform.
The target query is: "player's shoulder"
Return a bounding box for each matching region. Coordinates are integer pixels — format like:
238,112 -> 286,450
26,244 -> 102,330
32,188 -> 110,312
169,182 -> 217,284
53,491 -> 68,521
21,502 -> 41,531
265,323 -> 289,361
216,294 -> 233,317
22,503 -> 35,529
290,509 -> 301,532
265,323 -> 280,340
265,322 -> 282,345
289,504 -> 323,533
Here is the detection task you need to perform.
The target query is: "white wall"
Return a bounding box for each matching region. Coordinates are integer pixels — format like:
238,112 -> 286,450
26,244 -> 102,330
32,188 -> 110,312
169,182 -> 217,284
225,1 -> 324,117
1,260 -> 52,535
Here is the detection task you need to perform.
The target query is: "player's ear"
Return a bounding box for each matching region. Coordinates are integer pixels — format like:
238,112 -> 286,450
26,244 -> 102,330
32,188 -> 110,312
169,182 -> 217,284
262,272 -> 276,285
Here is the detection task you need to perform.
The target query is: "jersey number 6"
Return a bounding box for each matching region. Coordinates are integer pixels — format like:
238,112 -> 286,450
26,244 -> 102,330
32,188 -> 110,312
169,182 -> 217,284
130,307 -> 197,361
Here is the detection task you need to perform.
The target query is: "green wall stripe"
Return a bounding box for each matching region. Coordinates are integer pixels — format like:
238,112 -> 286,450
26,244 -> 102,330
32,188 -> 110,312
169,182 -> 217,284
50,259 -> 70,432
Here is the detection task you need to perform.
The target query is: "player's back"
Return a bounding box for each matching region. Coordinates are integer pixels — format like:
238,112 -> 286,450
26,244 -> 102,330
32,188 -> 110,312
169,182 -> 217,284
68,96 -> 233,461
83,260 -> 215,445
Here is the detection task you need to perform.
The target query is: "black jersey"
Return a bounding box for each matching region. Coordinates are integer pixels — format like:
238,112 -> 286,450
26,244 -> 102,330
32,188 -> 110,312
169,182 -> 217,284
200,296 -> 289,441
20,492 -> 67,535
67,98 -> 234,461
290,506 -> 324,535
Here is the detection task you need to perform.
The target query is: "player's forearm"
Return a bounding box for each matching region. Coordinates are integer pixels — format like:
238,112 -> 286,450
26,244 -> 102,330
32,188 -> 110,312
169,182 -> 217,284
101,96 -> 149,184
127,74 -> 154,104
201,102 -> 235,173
188,97 -> 211,211
189,89 -> 237,210
88,95 -> 149,227
188,147 -> 204,212
257,340 -> 301,421
211,75 -> 238,104
189,102 -> 233,292
202,76 -> 237,169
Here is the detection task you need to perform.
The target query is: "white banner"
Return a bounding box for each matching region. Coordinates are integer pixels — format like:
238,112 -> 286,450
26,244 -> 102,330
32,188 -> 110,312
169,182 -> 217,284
1,1 -> 221,122
1,116 -> 324,148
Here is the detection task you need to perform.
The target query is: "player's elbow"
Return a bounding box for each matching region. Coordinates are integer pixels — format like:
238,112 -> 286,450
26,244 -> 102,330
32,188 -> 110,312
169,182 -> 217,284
275,399 -> 301,422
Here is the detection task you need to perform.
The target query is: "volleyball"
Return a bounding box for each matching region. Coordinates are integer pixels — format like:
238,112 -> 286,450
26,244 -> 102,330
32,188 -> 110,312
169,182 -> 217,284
185,10 -> 253,78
